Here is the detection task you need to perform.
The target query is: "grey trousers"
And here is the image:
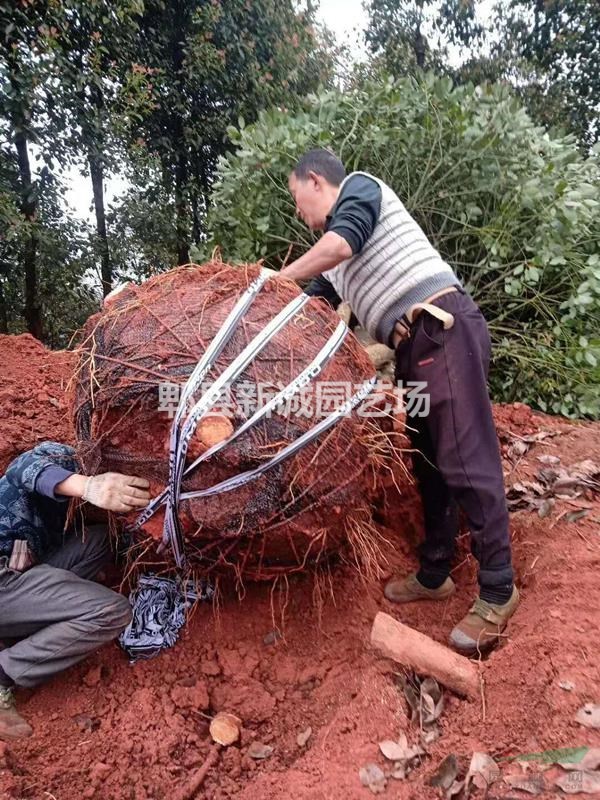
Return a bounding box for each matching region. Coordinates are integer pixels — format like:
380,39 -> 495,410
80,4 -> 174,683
0,525 -> 132,688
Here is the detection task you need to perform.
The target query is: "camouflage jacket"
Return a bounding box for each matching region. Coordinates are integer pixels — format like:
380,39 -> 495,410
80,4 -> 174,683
0,442 -> 78,561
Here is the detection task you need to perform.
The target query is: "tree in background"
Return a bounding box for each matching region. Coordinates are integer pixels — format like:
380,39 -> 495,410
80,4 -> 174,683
1,0 -> 335,338
0,0 -> 137,338
46,0 -> 152,296
107,178 -> 180,281
0,0 -> 57,338
127,0 -> 335,265
363,0 -> 600,151
498,0 -> 600,149
0,147 -> 97,346
0,145 -> 26,334
363,0 -> 482,76
33,169 -> 98,348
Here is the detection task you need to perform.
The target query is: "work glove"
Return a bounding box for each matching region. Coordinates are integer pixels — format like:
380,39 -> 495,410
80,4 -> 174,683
83,472 -> 151,513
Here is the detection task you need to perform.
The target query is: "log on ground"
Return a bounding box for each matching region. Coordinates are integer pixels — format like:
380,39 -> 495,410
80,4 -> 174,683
370,611 -> 481,699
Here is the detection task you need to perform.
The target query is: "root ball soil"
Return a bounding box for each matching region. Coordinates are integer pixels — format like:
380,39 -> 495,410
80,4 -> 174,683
72,263 -> 383,580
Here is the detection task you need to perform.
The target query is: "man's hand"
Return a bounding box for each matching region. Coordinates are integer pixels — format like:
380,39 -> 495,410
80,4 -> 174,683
82,473 -> 151,512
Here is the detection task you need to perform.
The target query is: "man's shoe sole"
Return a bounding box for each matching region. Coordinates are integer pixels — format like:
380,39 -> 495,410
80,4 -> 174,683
449,586 -> 520,656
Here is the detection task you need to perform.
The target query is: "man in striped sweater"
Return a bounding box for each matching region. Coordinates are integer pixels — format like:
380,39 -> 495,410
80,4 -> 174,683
281,148 -> 519,656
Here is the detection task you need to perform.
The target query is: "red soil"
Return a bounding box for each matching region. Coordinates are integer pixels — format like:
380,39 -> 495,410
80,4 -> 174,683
0,334 -> 599,800
0,334 -> 76,472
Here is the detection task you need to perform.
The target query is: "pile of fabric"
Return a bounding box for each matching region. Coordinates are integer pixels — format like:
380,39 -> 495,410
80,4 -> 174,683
120,575 -> 213,660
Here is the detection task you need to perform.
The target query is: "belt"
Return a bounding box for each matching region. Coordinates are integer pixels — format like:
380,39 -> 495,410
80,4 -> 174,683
392,286 -> 458,349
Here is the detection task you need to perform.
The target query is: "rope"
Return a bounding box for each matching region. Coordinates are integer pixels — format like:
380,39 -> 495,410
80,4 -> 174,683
131,319 -> 350,529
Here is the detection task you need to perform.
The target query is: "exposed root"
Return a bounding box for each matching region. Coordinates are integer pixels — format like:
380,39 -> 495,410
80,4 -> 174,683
344,507 -> 391,584
269,574 -> 290,642
312,561 -> 337,632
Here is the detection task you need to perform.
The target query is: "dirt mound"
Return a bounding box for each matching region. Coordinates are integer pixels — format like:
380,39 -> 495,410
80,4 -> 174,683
0,333 -> 599,800
73,263 -> 383,580
0,333 -> 76,472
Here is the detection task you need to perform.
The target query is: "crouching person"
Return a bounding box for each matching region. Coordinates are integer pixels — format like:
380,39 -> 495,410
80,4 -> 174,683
0,442 -> 150,740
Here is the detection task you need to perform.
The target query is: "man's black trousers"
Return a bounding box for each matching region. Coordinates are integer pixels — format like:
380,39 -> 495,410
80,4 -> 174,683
394,289 -> 514,593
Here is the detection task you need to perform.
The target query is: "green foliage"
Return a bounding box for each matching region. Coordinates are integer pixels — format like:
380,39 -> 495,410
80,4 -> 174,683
0,156 -> 97,346
206,75 -> 600,418
107,180 -> 180,281
502,0 -> 600,150
364,0 -> 482,75
0,0 -> 336,339
36,0 -> 157,293
125,0 -> 335,263
361,0 -> 600,152
33,0 -> 147,169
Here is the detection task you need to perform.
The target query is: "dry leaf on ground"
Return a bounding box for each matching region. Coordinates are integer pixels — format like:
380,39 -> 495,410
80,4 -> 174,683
554,770 -> 600,794
504,773 -> 546,795
428,754 -> 459,791
465,752 -> 500,792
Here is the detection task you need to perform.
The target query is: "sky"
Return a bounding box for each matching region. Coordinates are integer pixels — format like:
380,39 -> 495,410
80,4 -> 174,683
318,0 -> 367,34
318,0 -> 369,59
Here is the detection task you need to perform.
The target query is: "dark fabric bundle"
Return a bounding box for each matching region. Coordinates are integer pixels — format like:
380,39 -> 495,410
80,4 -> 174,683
119,574 -> 213,661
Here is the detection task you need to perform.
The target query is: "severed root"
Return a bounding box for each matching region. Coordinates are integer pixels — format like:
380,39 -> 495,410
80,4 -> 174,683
370,612 -> 480,699
209,712 -> 242,746
174,745 -> 220,800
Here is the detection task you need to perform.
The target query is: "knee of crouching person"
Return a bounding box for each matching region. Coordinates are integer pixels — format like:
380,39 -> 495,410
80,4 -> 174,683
84,523 -> 111,550
104,593 -> 132,632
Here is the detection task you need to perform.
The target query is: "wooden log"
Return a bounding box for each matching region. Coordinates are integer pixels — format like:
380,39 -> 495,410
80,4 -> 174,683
370,611 -> 480,699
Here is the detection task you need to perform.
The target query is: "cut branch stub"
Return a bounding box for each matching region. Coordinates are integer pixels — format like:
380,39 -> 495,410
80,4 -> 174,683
370,612 -> 480,699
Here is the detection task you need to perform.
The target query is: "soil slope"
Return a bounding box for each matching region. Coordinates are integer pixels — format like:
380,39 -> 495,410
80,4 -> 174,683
0,334 -> 598,800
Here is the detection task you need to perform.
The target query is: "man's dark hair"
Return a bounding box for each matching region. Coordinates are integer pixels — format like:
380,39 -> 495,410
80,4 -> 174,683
293,148 -> 346,186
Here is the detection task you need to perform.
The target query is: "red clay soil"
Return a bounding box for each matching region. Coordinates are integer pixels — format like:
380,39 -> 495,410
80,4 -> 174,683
0,335 -> 599,800
72,264 -> 379,578
0,334 -> 76,473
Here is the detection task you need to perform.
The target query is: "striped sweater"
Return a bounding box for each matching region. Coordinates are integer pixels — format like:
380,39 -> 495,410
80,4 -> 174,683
323,171 -> 460,345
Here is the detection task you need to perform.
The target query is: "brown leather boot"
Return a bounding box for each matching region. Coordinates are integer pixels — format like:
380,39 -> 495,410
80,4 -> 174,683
449,585 -> 520,656
384,572 -> 456,603
0,686 -> 33,741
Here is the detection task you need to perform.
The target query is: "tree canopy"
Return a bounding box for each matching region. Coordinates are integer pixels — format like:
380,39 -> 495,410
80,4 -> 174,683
363,0 -> 600,149
1,0 -> 332,338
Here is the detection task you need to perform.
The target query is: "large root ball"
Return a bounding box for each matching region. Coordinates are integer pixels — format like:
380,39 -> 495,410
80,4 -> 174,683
73,262 -> 382,579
